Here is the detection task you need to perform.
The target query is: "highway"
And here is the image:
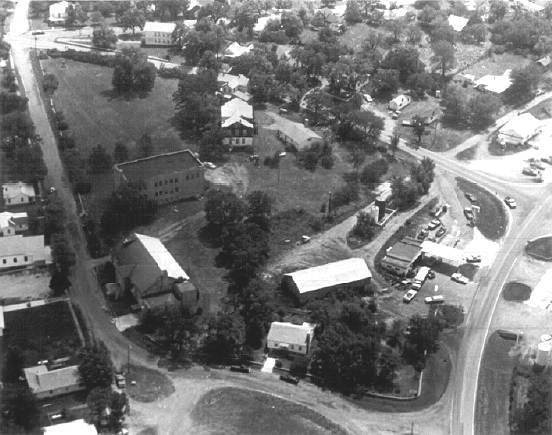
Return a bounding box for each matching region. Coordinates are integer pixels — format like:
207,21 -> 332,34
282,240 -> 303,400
6,1 -> 552,432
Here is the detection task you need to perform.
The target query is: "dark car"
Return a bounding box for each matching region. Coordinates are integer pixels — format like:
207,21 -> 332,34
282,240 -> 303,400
435,226 -> 447,238
230,365 -> 250,373
280,374 -> 299,385
465,192 -> 477,203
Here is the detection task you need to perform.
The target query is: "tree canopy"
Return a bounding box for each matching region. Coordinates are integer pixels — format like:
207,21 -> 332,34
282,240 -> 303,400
78,342 -> 114,390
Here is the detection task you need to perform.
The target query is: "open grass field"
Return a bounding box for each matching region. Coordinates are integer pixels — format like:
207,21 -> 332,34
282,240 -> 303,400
456,177 -> 507,241
3,301 -> 82,367
502,282 -> 532,302
475,331 -> 517,435
191,387 -> 348,435
463,52 -> 529,78
126,365 -> 175,403
525,236 -> 552,260
41,58 -> 188,157
456,145 -> 477,161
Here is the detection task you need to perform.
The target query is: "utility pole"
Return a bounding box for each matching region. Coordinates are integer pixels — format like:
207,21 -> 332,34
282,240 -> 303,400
127,344 -> 130,375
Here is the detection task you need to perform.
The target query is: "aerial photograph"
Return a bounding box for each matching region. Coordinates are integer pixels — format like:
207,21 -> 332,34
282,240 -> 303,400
0,0 -> 551,433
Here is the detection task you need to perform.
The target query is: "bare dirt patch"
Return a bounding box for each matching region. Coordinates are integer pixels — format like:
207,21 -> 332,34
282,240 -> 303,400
126,365 -> 175,403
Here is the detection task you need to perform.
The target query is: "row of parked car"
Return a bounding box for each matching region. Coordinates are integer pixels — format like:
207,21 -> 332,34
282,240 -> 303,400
229,365 -> 300,385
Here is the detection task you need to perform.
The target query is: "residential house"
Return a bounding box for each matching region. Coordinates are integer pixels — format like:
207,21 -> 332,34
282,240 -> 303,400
49,1 -> 71,24
0,235 -> 51,270
112,233 -> 199,310
380,236 -> 423,276
0,211 -> 28,236
283,258 -> 372,301
3,182 -> 36,207
221,98 -> 255,149
537,55 -> 551,69
217,73 -> 250,99
514,0 -> 543,13
43,419 -> 98,435
383,7 -> 408,20
253,14 -> 281,35
274,118 -> 322,151
113,150 -> 205,205
474,69 -> 512,94
266,321 -> 316,355
223,42 -> 254,60
143,21 -> 177,46
24,364 -> 85,399
388,95 -> 411,111
448,15 -> 469,32
497,113 -> 542,146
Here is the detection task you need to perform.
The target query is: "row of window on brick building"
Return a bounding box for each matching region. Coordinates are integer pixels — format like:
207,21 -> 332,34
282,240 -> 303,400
153,173 -> 199,188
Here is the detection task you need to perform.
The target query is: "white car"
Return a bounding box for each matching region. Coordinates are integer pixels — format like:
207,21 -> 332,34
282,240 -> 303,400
427,219 -> 441,230
203,162 -> 216,169
425,295 -> 444,304
451,273 -> 469,284
403,289 -> 418,303
465,254 -> 482,263
504,196 -> 517,209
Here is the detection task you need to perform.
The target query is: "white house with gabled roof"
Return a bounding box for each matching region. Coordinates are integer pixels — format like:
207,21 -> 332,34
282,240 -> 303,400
49,1 -> 71,23
0,211 -> 28,236
267,321 -> 316,355
2,182 -> 36,207
143,21 -> 177,46
221,98 -> 255,149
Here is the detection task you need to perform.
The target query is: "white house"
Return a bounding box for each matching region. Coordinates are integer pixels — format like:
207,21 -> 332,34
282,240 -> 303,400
0,234 -> 52,269
224,42 -> 254,59
389,94 -> 411,111
448,15 -> 469,32
267,321 -> 316,355
474,69 -> 512,94
497,113 -> 542,146
24,364 -> 85,399
0,211 -> 28,236
49,1 -> 71,24
218,73 -> 249,93
2,182 -> 36,207
253,14 -> 281,34
143,21 -> 177,46
221,98 -> 255,149
44,419 -> 98,435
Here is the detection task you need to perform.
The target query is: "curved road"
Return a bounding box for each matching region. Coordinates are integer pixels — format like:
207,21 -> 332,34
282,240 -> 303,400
8,1 -> 552,433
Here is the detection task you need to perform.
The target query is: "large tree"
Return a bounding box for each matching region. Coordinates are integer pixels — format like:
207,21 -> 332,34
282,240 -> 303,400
88,144 -> 112,173
505,64 -> 542,106
118,7 -> 145,35
432,40 -> 455,78
112,48 -> 156,94
1,385 -> 40,432
381,46 -> 424,83
246,190 -> 272,231
78,342 -> 114,390
204,190 -> 246,231
202,312 -> 246,364
402,314 -> 442,370
468,93 -> 501,130
92,25 -> 118,49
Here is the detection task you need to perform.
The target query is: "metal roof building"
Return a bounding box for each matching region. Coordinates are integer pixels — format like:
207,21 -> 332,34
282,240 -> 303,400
380,236 -> 423,276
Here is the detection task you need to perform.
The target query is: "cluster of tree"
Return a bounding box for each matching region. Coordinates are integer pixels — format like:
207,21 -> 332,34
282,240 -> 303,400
489,10 -> 552,55
46,197 -> 76,295
112,48 -> 156,94
359,157 -> 389,186
259,12 -> 304,44
442,84 -> 501,130
175,18 -> 226,65
88,144 -> 113,174
78,341 -> 115,390
401,314 -> 442,370
87,387 -> 128,432
0,92 -> 27,114
92,25 -> 118,49
43,73 -> 59,96
65,3 -> 88,28
391,157 -> 435,210
61,145 -> 91,194
309,301 -> 399,395
510,365 -> 551,434
350,211 -> 378,241
101,183 -> 158,240
503,64 -> 542,106
0,384 -> 40,433
173,68 -> 219,135
297,141 -> 334,171
116,6 -> 146,35
205,190 -> 272,288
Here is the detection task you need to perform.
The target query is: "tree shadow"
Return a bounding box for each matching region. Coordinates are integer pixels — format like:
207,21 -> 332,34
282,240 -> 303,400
198,223 -> 222,249
100,88 -> 150,101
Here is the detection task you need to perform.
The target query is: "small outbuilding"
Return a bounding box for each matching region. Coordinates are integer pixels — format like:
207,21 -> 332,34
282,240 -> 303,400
43,419 -> 98,435
283,258 -> 372,301
266,321 -> 316,355
388,94 -> 411,111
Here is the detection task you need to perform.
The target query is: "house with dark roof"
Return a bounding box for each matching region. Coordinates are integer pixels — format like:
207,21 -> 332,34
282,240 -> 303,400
380,236 -> 423,276
113,150 -> 205,205
112,233 -> 198,310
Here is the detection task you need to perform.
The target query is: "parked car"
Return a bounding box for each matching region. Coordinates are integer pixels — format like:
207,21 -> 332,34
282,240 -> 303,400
530,160 -> 546,170
427,219 -> 441,230
541,156 -> 552,165
203,161 -> 216,169
230,365 -> 250,373
435,226 -> 447,238
403,289 -> 418,303
465,254 -> 482,263
427,270 -> 436,280
463,208 -> 475,220
115,373 -> 126,389
433,204 -> 448,218
280,374 -> 300,385
417,229 -> 429,240
465,192 -> 477,203
522,167 -> 538,176
425,295 -> 444,304
535,88 -> 545,96
451,273 -> 469,284
504,196 -> 517,209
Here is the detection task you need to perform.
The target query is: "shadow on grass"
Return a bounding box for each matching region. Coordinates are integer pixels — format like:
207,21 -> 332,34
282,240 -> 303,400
100,88 -> 151,101
198,224 -> 222,249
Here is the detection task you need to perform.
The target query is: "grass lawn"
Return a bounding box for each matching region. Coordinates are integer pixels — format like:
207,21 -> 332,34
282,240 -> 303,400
502,282 -> 532,302
475,332 -> 517,435
456,145 -> 477,161
42,58 -> 188,157
463,52 -> 530,78
3,301 -> 82,367
126,365 -> 175,403
339,23 -> 388,51
456,177 -> 507,241
525,236 -> 552,261
527,97 -> 552,120
191,387 -> 348,435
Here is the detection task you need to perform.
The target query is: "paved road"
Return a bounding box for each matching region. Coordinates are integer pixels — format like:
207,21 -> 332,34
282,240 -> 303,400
7,0 -> 155,369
